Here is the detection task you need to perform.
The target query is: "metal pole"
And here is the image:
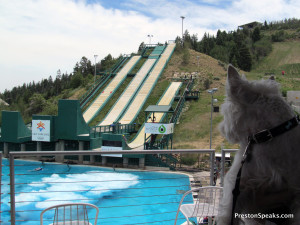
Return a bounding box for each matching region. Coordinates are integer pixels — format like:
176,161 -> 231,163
208,88 -> 217,149
94,55 -> 98,87
180,16 -> 185,47
210,151 -> 215,186
208,88 -> 217,185
210,93 -> 213,150
9,154 -> 16,225
210,94 -> 214,186
9,149 -> 215,157
221,147 -> 225,187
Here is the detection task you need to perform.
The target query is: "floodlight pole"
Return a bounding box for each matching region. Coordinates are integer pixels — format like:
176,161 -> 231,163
180,16 -> 185,47
94,55 -> 98,87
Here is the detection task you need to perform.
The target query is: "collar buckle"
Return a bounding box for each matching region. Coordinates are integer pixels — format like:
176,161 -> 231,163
252,129 -> 273,144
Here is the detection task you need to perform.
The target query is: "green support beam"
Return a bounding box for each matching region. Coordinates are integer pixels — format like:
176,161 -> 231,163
0,111 -> 31,143
55,100 -> 90,141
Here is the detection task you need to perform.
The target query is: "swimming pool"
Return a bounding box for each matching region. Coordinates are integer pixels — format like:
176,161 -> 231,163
1,159 -> 192,225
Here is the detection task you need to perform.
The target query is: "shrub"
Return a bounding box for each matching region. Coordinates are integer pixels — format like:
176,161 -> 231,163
181,154 -> 197,166
182,48 -> 190,65
204,78 -> 211,90
271,30 -> 286,42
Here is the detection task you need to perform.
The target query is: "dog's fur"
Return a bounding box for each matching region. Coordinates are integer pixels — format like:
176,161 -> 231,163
217,65 -> 300,225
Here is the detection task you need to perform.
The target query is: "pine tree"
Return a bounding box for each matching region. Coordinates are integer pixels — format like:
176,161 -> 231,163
238,45 -> 252,71
252,27 -> 261,42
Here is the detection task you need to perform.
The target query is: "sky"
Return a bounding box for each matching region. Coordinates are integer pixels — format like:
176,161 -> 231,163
0,0 -> 300,93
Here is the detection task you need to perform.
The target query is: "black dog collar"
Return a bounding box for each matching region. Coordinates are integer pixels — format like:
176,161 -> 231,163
248,116 -> 300,144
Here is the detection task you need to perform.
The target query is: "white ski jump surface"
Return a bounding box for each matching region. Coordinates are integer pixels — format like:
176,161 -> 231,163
83,55 -> 140,123
99,58 -> 156,126
118,43 -> 176,125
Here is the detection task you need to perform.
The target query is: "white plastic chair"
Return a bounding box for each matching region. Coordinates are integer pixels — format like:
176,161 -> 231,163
174,186 -> 223,225
40,203 -> 99,225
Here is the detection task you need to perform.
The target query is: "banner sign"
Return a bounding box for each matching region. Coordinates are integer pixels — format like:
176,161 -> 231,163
101,146 -> 122,157
32,120 -> 51,142
145,123 -> 174,134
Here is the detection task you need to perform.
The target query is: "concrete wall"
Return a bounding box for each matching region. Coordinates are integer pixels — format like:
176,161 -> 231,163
287,91 -> 300,105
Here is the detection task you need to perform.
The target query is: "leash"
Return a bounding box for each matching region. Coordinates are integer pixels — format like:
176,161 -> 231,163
230,115 -> 300,225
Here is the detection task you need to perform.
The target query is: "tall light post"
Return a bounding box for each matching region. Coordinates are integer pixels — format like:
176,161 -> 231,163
94,55 -> 98,87
180,16 -> 185,47
208,88 -> 218,149
208,87 -> 218,186
147,34 -> 153,45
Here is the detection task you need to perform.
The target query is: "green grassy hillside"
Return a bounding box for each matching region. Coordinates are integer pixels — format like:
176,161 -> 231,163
247,40 -> 300,95
252,41 -> 300,74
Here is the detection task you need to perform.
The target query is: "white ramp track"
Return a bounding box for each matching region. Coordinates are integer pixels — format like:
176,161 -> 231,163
128,81 -> 182,149
83,55 -> 140,123
99,58 -> 156,126
118,43 -> 176,125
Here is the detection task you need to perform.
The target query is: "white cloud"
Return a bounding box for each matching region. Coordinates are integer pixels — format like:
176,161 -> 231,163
0,0 -> 178,92
0,0 -> 299,92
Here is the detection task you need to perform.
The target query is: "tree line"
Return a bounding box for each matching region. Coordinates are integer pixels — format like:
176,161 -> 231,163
0,54 -> 119,124
177,18 -> 300,71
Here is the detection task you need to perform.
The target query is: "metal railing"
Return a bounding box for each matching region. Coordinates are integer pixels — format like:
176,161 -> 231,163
220,148 -> 239,187
5,149 -> 218,225
2,148 -> 240,224
89,123 -> 136,138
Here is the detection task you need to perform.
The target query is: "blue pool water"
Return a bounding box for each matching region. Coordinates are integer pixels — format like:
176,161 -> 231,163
1,159 -> 192,225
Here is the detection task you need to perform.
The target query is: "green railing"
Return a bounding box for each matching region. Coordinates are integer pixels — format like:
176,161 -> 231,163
171,79 -> 194,124
144,134 -> 177,170
89,123 -> 136,138
145,154 -> 176,170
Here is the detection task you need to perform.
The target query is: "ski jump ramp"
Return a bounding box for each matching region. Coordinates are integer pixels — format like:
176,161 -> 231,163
83,55 -> 141,124
98,43 -> 175,127
118,43 -> 176,125
128,81 -> 182,149
99,58 -> 157,126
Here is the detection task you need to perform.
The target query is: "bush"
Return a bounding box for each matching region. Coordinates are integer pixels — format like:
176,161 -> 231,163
282,89 -> 287,97
182,48 -> 190,65
181,154 -> 197,166
28,93 -> 46,114
271,30 -> 286,42
253,37 -> 272,59
70,72 -> 83,88
204,78 -> 211,90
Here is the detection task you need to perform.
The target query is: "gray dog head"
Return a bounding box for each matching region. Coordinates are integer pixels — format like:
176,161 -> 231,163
219,65 -> 294,144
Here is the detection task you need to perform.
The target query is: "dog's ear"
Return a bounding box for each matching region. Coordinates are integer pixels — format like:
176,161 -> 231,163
227,64 -> 258,104
227,64 -> 242,93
